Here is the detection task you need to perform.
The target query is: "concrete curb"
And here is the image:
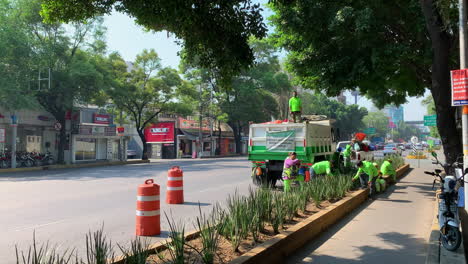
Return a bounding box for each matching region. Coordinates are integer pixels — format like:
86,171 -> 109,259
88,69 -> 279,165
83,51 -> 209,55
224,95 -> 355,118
111,163 -> 410,264
425,192 -> 466,264
0,160 -> 150,174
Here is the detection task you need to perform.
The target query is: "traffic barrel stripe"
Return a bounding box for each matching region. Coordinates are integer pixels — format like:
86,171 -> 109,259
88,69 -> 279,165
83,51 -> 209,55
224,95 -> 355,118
136,210 -> 160,217
137,195 -> 160,201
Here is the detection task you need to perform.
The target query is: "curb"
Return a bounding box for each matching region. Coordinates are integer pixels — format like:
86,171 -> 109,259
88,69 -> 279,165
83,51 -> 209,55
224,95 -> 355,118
229,163 -> 410,264
110,164 -> 410,264
0,160 -> 150,174
425,192 -> 466,264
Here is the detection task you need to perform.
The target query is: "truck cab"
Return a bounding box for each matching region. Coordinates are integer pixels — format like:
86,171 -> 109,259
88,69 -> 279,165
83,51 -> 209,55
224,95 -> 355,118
248,119 -> 335,186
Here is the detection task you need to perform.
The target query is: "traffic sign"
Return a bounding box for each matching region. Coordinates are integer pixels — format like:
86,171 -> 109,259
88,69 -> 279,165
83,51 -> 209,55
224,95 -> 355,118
424,115 -> 437,126
411,136 -> 418,144
54,122 -> 62,131
364,128 -> 376,135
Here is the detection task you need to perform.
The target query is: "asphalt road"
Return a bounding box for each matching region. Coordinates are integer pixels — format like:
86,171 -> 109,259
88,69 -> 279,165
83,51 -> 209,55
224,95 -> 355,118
0,157 -> 252,263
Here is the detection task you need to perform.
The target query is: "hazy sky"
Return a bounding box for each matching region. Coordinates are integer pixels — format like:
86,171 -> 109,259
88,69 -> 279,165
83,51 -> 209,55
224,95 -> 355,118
103,4 -> 430,122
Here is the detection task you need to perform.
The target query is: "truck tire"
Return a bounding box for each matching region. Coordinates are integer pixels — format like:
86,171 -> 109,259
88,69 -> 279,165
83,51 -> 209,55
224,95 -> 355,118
251,167 -> 266,186
266,170 -> 278,188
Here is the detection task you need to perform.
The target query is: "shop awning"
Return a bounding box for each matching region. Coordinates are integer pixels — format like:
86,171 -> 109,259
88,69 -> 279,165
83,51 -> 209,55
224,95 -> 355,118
179,129 -> 211,140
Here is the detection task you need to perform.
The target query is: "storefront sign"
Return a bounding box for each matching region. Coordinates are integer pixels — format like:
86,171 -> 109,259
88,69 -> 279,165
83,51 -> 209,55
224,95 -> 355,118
451,69 -> 468,105
93,114 -> 110,124
179,118 -> 209,131
74,125 -> 116,136
145,122 -> 175,143
0,128 -> 5,143
266,130 -> 295,152
117,126 -> 125,136
37,115 -> 51,121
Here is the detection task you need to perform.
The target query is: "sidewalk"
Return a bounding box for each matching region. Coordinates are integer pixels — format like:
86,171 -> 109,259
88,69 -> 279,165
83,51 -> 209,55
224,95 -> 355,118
288,168 -> 435,264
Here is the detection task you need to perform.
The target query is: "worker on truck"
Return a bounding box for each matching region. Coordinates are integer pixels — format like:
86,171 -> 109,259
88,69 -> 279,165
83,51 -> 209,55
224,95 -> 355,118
310,160 -> 333,178
289,91 -> 302,123
342,143 -> 352,168
282,152 -> 304,192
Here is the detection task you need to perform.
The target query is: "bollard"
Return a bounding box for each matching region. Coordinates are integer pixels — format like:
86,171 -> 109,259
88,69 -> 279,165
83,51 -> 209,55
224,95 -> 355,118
166,166 -> 184,204
136,179 -> 160,236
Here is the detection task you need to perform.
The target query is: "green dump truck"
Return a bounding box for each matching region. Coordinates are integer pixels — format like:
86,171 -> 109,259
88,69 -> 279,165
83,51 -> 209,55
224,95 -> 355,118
248,119 -> 336,186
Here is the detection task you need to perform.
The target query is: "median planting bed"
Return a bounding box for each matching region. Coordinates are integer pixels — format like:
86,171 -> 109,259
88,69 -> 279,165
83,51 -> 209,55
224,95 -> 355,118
14,155 -> 407,264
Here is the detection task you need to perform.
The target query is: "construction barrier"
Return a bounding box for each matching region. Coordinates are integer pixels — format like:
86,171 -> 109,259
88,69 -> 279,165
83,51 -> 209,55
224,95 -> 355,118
166,166 -> 184,204
136,179 -> 160,236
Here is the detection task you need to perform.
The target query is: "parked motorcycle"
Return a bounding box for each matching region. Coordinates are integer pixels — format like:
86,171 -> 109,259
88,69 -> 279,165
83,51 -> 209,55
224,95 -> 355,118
425,151 -> 463,251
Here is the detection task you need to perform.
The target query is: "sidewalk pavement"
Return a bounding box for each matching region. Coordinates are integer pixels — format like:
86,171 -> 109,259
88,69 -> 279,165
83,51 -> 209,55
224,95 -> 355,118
287,168 -> 435,264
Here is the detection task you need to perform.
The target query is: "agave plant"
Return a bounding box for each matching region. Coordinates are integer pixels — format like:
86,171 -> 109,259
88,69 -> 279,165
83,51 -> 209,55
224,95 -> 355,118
165,212 -> 186,264
15,232 -> 78,264
193,204 -> 223,264
117,237 -> 150,264
85,226 -> 114,264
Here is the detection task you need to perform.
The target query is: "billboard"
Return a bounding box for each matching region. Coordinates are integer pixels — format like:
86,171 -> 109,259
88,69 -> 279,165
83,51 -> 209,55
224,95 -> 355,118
93,114 -> 111,124
145,122 -> 175,143
179,118 -> 209,131
451,69 -> 468,105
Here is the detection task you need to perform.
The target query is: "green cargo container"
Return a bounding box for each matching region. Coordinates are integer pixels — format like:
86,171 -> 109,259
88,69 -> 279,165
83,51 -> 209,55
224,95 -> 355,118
248,120 -> 335,186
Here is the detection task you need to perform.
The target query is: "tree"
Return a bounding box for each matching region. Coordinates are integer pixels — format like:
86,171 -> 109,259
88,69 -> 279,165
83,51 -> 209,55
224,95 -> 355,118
40,0 -> 267,86
107,50 -> 192,160
302,93 -> 368,140
270,0 -> 460,163
8,0 -> 111,163
394,121 -> 421,142
422,95 -> 441,138
0,0 -> 37,110
362,112 -> 390,139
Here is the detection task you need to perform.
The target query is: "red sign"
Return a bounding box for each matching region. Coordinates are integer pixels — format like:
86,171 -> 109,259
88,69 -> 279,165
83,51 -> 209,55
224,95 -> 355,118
451,69 -> 468,106
93,114 -> 110,124
117,126 -> 125,133
145,122 -> 175,143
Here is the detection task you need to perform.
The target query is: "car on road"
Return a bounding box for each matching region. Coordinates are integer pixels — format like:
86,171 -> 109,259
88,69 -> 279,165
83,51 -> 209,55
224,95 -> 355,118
383,143 -> 402,156
127,149 -> 137,159
377,143 -> 385,150
397,143 -> 405,151
414,143 -> 424,150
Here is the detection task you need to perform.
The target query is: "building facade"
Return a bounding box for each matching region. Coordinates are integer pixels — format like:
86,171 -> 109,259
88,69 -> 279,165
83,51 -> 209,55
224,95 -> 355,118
383,105 -> 404,127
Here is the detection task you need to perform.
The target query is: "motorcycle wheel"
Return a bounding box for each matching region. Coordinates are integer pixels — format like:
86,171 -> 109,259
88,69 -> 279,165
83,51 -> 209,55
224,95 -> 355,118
25,160 -> 33,167
47,158 -> 55,165
442,226 -> 462,251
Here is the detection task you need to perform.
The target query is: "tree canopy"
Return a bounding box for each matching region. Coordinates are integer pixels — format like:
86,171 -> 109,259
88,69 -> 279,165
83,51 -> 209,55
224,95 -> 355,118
40,0 -> 268,86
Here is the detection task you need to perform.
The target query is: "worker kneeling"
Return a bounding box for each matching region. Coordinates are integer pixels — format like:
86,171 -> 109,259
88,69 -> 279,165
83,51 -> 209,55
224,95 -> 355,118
381,160 -> 396,184
372,162 -> 387,193
282,152 -> 304,192
309,160 -> 333,179
353,161 -> 379,198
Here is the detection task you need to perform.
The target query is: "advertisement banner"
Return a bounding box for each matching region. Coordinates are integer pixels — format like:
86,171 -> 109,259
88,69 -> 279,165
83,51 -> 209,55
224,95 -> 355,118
451,69 -> 468,106
145,122 -> 175,143
0,128 -> 5,143
179,118 -> 209,131
266,130 -> 295,152
93,114 -> 110,124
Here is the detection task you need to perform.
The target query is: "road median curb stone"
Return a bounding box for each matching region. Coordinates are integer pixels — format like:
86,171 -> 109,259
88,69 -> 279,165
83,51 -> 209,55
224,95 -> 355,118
0,160 -> 150,174
110,163 -> 410,264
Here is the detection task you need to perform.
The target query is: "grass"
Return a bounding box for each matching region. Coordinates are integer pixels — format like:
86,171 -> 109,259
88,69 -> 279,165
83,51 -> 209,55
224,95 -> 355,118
193,205 -> 222,264
164,212 -> 186,264
117,237 -> 150,264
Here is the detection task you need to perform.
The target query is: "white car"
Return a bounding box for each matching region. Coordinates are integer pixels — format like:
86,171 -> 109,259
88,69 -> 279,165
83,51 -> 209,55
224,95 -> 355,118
414,143 -> 424,150
383,143 -> 402,156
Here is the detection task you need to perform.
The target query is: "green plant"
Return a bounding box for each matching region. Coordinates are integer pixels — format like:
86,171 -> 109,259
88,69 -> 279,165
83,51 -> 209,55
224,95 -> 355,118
85,226 -> 114,264
193,204 -> 222,264
15,232 -> 78,264
223,192 -> 249,252
165,212 -> 186,264
271,192 -> 286,234
117,237 -> 150,264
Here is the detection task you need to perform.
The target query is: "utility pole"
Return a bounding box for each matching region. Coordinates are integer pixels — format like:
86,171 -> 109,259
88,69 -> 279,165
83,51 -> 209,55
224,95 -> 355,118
459,0 -> 468,212
119,109 -> 124,161
198,84 -> 203,159
10,114 -> 17,168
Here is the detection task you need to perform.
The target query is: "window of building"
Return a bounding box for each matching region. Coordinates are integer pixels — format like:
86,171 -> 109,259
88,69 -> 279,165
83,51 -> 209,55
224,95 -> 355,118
75,138 -> 96,161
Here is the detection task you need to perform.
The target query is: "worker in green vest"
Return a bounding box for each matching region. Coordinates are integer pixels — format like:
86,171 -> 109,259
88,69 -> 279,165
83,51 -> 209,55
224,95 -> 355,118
373,162 -> 387,192
342,144 -> 352,168
310,160 -> 333,178
381,159 -> 396,183
282,152 -> 304,192
353,160 -> 379,198
289,91 -> 302,123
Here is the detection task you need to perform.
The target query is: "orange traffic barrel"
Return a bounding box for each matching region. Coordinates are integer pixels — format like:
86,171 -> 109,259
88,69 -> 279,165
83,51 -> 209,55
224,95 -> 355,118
166,166 -> 184,204
136,179 -> 160,236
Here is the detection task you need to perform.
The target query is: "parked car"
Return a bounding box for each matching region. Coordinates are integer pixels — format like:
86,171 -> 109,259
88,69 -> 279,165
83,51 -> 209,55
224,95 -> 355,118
405,143 -> 412,150
127,149 -> 137,159
414,143 -> 424,150
377,143 -> 385,150
397,143 -> 405,151
383,143 -> 402,156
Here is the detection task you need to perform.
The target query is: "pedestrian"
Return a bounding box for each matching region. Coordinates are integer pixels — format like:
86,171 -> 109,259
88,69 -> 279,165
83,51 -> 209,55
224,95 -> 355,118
352,160 -> 379,198
381,159 -> 396,183
282,152 -> 302,192
289,91 -> 302,123
310,160 -> 333,179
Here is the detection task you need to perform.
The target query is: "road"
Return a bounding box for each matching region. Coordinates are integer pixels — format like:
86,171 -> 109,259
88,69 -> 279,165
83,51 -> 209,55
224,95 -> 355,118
288,155 -> 438,263
0,157 -> 252,263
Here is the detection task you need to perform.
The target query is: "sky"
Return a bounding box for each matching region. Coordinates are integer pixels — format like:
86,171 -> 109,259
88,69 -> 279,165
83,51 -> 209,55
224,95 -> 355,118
102,4 -> 429,122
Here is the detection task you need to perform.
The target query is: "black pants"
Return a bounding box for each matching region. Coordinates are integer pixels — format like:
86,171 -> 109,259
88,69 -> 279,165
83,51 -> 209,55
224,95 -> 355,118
359,173 -> 376,197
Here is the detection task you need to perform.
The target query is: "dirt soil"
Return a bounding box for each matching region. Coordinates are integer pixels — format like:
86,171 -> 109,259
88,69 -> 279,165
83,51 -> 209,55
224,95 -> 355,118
145,190 -> 360,264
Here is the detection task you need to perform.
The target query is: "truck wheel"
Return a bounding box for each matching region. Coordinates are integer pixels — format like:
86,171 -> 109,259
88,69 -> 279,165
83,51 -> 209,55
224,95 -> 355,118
266,171 -> 280,188
251,167 -> 265,186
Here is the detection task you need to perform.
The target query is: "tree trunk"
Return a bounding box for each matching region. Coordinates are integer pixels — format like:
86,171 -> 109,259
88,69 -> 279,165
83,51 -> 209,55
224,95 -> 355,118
217,120 -> 222,155
421,0 -> 461,164
137,129 -> 148,160
56,114 -> 66,164
228,121 -> 242,154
